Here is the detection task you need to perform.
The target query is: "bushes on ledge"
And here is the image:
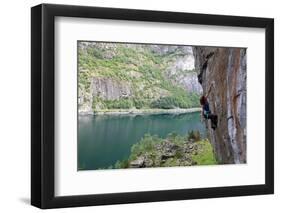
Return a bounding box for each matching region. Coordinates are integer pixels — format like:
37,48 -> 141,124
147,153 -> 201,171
112,132 -> 217,169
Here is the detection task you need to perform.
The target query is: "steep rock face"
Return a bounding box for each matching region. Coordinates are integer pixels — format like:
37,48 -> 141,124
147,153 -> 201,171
150,45 -> 192,56
78,77 -> 132,113
166,54 -> 202,94
91,77 -> 132,100
193,47 -> 246,164
150,45 -> 202,94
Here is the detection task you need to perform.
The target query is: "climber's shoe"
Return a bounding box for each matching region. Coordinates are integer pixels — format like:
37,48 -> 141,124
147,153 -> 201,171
211,115 -> 218,130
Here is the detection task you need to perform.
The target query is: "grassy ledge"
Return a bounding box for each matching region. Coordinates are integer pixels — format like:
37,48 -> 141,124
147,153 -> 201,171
106,131 -> 217,170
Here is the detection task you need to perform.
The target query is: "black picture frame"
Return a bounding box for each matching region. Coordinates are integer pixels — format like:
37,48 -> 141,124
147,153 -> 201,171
31,3 -> 274,209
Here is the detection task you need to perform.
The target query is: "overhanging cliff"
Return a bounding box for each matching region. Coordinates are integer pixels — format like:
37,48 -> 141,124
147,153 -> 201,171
193,47 -> 247,164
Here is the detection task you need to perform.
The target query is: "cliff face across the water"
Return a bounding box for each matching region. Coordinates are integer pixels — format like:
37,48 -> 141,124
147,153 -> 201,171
78,42 -> 202,113
193,47 -> 247,164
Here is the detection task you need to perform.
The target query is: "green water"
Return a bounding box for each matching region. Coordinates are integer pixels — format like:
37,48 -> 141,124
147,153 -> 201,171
78,112 -> 206,170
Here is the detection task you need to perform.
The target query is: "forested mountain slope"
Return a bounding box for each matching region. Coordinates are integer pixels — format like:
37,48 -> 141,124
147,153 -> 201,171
78,42 -> 202,113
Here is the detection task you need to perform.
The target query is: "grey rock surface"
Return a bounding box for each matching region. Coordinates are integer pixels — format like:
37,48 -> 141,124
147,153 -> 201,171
193,47 -> 247,164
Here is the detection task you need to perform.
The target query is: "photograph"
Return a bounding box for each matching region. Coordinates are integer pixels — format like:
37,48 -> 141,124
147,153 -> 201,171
30,3 -> 274,209
77,41 -> 247,170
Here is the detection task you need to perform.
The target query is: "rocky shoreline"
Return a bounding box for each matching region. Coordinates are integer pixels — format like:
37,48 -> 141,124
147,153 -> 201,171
79,107 -> 201,116
112,133 -> 217,169
129,139 -> 199,168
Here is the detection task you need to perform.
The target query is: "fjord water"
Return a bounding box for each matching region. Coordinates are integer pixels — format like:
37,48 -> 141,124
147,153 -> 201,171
78,112 -> 205,170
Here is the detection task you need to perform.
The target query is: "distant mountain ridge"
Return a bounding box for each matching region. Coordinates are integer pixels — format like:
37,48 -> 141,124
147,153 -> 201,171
78,42 -> 202,113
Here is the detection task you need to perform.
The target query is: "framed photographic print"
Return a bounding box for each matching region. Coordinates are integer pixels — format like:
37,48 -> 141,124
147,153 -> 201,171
31,3 -> 274,209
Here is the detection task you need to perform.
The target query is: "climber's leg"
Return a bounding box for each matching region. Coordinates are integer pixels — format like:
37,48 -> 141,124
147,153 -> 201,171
203,111 -> 218,130
209,114 -> 218,130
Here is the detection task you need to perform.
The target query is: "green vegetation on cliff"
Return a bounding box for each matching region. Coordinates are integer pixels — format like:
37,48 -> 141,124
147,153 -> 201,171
113,131 -> 217,169
78,42 -> 201,112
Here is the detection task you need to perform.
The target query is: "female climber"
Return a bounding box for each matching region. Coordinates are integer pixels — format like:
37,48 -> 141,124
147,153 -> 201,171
200,83 -> 218,130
